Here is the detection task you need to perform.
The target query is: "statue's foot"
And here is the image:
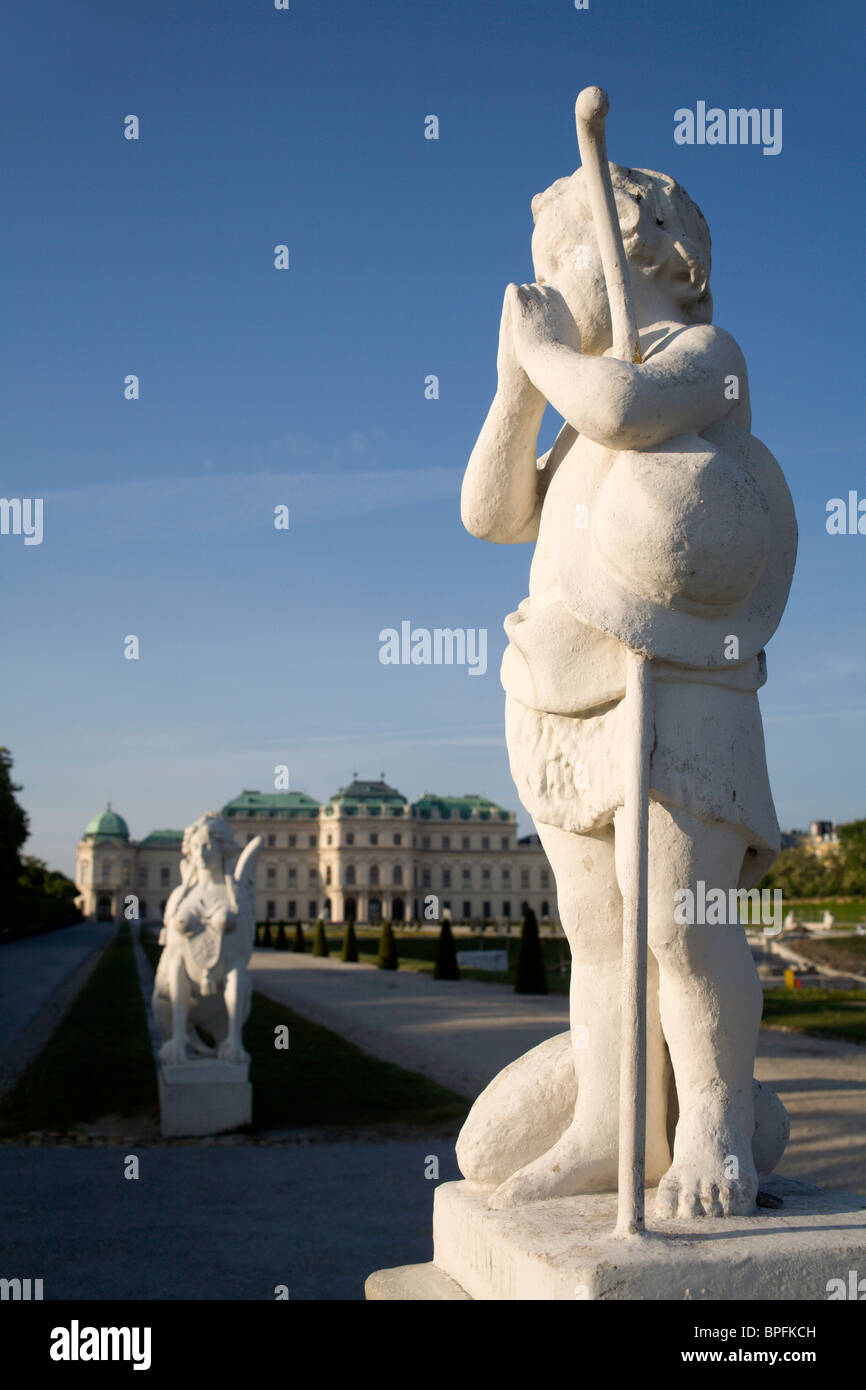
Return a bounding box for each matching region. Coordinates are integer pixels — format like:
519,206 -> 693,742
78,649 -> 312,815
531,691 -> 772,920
217,1040 -> 249,1064
655,1120 -> 758,1219
160,1038 -> 190,1066
488,1122 -> 618,1209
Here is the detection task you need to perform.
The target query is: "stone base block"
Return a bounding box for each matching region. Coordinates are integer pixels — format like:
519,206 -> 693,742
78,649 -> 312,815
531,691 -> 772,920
158,1060 -> 252,1138
367,1176 -> 866,1300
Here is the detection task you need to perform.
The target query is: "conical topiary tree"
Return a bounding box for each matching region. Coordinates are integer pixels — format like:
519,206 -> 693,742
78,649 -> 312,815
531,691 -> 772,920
312,917 -> 329,957
260,921 -> 272,948
377,919 -> 398,971
341,917 -> 359,962
292,920 -> 305,953
433,917 -> 460,981
514,906 -> 547,994
274,919 -> 288,950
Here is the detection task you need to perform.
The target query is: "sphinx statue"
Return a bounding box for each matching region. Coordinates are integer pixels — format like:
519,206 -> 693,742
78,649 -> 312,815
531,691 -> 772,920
458,89 -> 797,1220
153,811 -> 261,1067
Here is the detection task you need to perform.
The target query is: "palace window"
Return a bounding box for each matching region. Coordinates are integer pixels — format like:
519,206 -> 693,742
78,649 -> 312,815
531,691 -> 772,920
137,866 -> 148,886
346,866 -> 356,886
288,900 -> 296,917
483,901 -> 491,918
101,862 -> 110,883
482,868 -> 491,883
309,836 -> 317,847
520,869 -> 530,889
346,833 -> 355,846
160,866 -> 170,885
392,865 -> 403,886
267,866 -> 276,884
502,867 -> 510,883
462,901 -> 471,919
370,833 -> 378,846
502,901 -> 511,918
267,835 -> 276,848
421,869 -> 431,889
288,868 -> 297,882
482,836 -> 490,850
325,866 -> 332,886
462,836 -> 470,850
442,835 -> 451,849
266,901 -> 276,919
308,868 -> 317,885
422,836 -> 431,850
443,869 -> 451,888
308,901 -> 317,919
501,837 -> 509,850
393,833 -> 402,846
288,835 -> 296,847
462,867 -> 471,883
540,870 -> 550,888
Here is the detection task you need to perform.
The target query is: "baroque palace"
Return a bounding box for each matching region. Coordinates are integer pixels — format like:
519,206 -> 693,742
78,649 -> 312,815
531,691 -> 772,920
75,777 -> 555,927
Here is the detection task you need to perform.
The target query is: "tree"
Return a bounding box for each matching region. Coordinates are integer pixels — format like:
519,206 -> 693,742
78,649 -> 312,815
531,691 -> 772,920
260,921 -> 272,948
274,919 -> 288,950
515,906 -> 547,994
0,748 -> 29,888
377,919 -> 399,971
18,856 -> 79,909
292,921 -> 305,953
433,917 -> 460,980
341,918 -> 359,962
312,918 -> 329,957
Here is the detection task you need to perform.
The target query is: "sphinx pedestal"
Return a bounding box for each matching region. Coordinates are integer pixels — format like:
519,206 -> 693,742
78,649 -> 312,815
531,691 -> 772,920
158,1058 -> 251,1138
366,1176 -> 866,1301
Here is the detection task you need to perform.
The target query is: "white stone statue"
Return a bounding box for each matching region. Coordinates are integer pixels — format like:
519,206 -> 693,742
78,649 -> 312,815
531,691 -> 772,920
153,812 -> 261,1066
458,89 -> 796,1220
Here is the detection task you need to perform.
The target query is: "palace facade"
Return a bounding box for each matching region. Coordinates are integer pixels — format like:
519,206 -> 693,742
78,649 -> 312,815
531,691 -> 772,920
74,778 -> 556,927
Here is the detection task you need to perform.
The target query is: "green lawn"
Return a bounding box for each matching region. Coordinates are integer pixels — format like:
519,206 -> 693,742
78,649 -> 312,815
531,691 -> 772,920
0,924 -> 157,1137
780,899 -> 866,923
760,988 -> 866,1045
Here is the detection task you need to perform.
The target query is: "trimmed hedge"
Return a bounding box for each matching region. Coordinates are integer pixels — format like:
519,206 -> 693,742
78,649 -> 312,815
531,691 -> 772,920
433,918 -> 460,981
515,906 -> 548,994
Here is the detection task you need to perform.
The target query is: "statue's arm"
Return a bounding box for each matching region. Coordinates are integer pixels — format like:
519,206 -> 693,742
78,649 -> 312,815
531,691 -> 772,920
461,387 -> 549,543
461,286 -> 550,544
515,319 -> 750,450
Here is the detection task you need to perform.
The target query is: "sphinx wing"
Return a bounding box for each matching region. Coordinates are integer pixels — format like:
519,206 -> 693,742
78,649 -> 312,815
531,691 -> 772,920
232,835 -> 262,936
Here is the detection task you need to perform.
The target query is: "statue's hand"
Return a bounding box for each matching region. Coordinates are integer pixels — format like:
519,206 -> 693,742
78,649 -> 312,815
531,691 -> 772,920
497,285 -> 544,406
510,282 -> 581,365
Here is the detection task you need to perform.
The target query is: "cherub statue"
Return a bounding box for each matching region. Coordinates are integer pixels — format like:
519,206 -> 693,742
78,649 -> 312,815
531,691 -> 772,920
458,90 -> 796,1219
153,812 -> 261,1066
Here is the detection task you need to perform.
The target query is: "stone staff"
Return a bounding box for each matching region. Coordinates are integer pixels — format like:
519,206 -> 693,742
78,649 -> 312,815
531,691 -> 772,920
575,85 -> 651,1237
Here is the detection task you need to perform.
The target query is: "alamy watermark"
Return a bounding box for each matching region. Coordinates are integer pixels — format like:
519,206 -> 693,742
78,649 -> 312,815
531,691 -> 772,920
0,498 -> 43,545
379,621 -> 487,676
674,103 -> 782,157
674,882 -> 783,936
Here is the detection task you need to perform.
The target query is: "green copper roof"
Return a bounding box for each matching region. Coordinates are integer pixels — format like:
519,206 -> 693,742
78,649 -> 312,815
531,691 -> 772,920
139,829 -> 184,844
412,794 -> 512,821
222,790 -> 320,819
330,778 -> 407,806
84,804 -> 130,840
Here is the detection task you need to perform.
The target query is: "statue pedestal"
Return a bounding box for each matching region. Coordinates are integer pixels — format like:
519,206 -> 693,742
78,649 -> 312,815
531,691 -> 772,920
366,1176 -> 866,1301
158,1059 -> 252,1138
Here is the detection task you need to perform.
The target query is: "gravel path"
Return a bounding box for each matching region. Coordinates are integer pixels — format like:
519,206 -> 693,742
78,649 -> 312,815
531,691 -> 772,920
250,953 -> 866,1193
0,922 -> 115,1096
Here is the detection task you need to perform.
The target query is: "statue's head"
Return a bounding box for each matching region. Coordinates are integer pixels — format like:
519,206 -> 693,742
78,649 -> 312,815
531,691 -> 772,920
530,165 -> 712,353
181,812 -> 239,878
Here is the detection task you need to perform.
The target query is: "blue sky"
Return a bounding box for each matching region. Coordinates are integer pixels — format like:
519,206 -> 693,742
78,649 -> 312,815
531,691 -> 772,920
2,0 -> 863,874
